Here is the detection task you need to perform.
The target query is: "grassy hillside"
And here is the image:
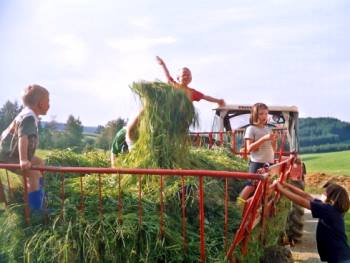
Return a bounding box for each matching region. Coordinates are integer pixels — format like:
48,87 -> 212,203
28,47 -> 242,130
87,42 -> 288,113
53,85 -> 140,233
299,117 -> 350,153
301,150 -> 350,176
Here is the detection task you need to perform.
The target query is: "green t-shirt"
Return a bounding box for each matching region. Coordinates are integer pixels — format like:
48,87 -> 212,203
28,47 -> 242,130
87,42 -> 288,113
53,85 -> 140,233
0,115 -> 38,163
111,127 -> 128,155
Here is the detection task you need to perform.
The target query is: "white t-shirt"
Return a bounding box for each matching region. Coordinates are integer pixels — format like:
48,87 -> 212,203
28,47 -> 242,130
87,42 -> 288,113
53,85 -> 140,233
244,125 -> 274,163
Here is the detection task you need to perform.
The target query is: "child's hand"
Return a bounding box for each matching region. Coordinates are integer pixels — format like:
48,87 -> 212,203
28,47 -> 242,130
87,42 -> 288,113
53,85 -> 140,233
271,132 -> 278,141
156,56 -> 164,65
271,179 -> 279,187
262,133 -> 276,141
20,160 -> 31,170
218,99 -> 226,107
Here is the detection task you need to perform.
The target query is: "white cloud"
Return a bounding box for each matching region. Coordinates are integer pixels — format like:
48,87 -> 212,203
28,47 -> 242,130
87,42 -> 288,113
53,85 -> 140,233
208,7 -> 258,23
246,24 -> 327,50
128,16 -> 154,30
52,34 -> 89,68
107,36 -> 176,52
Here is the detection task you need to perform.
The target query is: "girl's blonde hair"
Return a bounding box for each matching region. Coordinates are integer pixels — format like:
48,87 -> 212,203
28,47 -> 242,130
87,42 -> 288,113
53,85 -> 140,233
249,102 -> 268,125
324,182 -> 350,214
22,84 -> 49,108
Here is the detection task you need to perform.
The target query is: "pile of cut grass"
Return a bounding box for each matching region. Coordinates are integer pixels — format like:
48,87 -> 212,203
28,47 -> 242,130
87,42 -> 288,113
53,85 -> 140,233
122,81 -> 198,169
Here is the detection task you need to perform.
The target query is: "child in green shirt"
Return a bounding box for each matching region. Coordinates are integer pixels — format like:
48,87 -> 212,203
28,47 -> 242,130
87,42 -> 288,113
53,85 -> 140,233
0,84 -> 50,210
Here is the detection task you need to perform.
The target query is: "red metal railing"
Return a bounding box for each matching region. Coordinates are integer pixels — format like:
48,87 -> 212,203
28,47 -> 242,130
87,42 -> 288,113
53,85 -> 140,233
0,156 -> 295,262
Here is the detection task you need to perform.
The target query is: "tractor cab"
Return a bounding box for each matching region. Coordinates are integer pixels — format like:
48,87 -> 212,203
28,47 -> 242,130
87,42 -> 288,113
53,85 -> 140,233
210,104 -> 304,182
211,104 -> 300,155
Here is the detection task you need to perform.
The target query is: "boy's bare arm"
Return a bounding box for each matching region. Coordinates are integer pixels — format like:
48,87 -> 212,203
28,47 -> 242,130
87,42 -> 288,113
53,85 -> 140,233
18,135 -> 31,169
110,152 -> 116,168
156,56 -> 175,84
202,95 -> 225,106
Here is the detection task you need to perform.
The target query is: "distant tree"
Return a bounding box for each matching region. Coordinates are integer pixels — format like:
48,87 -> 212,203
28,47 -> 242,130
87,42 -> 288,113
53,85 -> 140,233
39,119 -> 59,149
96,118 -> 126,150
82,137 -> 96,152
63,115 -> 84,148
46,119 -> 58,131
0,100 -> 22,132
95,125 -> 104,134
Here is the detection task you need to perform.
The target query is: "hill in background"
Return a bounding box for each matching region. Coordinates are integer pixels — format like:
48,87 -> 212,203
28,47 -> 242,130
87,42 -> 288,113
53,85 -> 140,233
299,117 -> 350,153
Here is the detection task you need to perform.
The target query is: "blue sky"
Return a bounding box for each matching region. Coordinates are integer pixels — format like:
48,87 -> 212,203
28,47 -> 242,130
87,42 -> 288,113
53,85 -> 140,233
1,0 -> 350,130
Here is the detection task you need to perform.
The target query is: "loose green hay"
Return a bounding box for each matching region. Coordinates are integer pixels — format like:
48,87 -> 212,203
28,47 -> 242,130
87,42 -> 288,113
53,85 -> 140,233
120,81 -> 198,169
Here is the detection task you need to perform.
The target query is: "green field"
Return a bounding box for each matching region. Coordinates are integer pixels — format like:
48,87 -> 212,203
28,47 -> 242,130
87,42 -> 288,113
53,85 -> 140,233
301,150 -> 350,176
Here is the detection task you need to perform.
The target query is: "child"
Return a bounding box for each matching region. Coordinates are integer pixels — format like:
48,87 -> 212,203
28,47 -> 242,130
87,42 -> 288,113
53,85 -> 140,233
110,127 -> 128,167
276,181 -> 350,262
238,103 -> 278,201
156,56 -> 225,106
0,85 -> 50,210
110,109 -> 142,167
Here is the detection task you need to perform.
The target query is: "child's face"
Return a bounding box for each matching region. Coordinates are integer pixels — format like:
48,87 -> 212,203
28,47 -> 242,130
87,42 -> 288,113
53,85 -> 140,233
39,93 -> 50,115
177,68 -> 192,86
257,108 -> 268,125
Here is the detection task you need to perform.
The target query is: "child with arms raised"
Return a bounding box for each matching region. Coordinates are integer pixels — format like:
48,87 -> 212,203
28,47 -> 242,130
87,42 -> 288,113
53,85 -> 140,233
0,84 -> 50,210
156,56 -> 225,106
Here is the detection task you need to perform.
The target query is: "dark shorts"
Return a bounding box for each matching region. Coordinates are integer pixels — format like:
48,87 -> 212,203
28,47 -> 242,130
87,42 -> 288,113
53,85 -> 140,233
246,161 -> 272,186
248,161 -> 267,174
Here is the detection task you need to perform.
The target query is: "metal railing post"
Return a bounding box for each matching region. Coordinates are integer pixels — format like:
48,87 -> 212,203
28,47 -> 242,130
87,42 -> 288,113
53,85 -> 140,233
199,175 -> 206,262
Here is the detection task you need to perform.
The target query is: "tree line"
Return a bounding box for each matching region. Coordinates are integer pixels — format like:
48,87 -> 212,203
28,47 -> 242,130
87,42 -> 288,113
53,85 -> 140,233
299,117 -> 350,153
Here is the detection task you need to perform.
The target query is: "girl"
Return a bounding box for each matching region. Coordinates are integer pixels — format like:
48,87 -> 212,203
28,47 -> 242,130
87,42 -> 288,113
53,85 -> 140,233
239,102 -> 278,200
156,56 -> 225,107
276,181 -> 350,263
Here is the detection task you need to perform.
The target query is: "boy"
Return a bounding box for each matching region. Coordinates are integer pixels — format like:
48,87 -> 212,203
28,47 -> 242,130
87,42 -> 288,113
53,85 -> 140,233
156,56 -> 225,106
0,84 -> 50,210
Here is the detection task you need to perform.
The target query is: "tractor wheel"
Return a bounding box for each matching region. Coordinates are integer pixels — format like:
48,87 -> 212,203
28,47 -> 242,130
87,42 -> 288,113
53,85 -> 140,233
285,180 -> 305,244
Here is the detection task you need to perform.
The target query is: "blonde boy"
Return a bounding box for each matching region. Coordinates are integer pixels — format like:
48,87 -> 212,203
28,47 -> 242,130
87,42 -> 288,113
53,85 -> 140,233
0,84 -> 50,209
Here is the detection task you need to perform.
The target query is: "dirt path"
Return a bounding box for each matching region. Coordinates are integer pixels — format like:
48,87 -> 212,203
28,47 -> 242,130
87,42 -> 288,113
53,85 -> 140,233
306,173 -> 350,192
291,208 -> 321,263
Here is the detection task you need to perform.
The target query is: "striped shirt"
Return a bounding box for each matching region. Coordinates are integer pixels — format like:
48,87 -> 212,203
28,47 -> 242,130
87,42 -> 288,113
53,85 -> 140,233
244,125 -> 274,163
